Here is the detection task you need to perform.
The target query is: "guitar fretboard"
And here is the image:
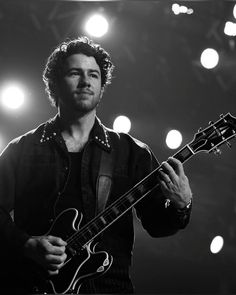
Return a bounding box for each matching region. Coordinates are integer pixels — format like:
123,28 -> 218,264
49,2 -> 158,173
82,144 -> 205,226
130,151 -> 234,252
67,144 -> 194,250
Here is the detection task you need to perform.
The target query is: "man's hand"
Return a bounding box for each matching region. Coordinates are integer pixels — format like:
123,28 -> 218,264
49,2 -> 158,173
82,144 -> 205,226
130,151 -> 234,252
158,157 -> 192,209
24,235 -> 67,276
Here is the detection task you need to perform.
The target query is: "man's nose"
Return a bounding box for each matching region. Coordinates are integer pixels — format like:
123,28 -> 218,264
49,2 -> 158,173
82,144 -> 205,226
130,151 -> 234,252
78,74 -> 90,87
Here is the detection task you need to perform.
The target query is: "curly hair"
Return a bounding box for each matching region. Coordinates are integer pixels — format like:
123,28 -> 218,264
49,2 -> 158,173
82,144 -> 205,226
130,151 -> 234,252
42,36 -> 114,107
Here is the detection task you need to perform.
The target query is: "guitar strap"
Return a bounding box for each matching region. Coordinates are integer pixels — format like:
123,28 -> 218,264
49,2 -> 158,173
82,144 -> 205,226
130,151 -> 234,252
96,149 -> 114,214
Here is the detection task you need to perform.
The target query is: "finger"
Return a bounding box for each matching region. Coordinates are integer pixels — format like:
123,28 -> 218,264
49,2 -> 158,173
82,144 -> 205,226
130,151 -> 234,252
50,245 -> 66,255
167,157 -> 184,175
47,235 -> 67,247
45,253 -> 66,265
160,162 -> 176,182
41,241 -> 66,255
159,179 -> 169,190
48,269 -> 59,276
158,170 -> 172,183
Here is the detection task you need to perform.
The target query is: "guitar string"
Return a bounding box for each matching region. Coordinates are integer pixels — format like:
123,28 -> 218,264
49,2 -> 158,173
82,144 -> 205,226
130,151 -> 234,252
65,145 -> 193,247
65,144 -> 196,247
66,184 -> 159,250
65,169 -> 161,247
65,120 -> 235,246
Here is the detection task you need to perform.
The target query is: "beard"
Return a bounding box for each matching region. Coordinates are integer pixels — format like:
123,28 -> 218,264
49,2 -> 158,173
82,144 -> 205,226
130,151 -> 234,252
59,92 -> 102,115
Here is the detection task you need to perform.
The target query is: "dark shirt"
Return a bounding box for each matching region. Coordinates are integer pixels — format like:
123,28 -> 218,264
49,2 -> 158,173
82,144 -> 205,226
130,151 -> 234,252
0,115 -> 191,293
54,152 -> 83,217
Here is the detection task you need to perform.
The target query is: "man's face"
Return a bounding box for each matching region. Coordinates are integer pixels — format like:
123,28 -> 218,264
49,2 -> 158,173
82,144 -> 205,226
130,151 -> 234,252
57,53 -> 103,114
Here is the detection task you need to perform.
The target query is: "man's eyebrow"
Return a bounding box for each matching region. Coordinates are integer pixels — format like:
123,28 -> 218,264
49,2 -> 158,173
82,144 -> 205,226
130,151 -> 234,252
89,69 -> 101,75
67,68 -> 101,75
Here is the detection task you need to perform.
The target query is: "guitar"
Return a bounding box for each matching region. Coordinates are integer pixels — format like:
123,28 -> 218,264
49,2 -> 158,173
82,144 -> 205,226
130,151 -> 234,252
32,112 -> 236,294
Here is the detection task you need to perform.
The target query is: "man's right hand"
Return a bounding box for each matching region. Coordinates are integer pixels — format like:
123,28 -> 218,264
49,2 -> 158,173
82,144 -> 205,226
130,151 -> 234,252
24,235 -> 67,276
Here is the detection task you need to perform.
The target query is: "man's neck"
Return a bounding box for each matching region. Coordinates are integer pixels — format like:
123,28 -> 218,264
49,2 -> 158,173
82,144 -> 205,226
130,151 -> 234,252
59,110 -> 96,145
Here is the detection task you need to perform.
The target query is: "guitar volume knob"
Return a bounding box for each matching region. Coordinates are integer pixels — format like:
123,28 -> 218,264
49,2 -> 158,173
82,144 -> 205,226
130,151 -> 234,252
213,147 -> 222,155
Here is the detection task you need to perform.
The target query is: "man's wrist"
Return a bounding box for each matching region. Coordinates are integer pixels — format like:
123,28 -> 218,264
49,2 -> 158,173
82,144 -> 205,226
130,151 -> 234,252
176,198 -> 192,211
165,198 -> 192,210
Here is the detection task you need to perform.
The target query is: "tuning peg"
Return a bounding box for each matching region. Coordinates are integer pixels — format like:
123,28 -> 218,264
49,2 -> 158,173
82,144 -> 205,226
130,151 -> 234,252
220,114 -> 224,118
198,127 -> 202,132
209,121 -> 214,125
213,147 -> 222,155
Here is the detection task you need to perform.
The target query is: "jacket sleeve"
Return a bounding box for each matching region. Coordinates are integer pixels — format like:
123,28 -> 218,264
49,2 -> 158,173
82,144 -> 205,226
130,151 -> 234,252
0,140 -> 30,255
134,144 -> 192,237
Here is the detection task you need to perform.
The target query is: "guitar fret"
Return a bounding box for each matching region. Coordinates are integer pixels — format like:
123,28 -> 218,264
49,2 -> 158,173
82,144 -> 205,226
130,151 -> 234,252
90,222 -> 99,232
81,231 -> 92,241
86,227 -> 93,236
100,216 -> 107,225
103,212 -> 114,223
111,206 -> 119,215
120,197 -> 134,208
126,194 -> 135,203
94,218 -> 104,230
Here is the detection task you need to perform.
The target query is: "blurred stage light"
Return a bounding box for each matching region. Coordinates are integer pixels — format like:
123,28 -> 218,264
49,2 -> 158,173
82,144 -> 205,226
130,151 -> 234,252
200,48 -> 219,69
84,14 -> 109,38
224,21 -> 236,36
113,115 -> 131,133
1,84 -> 25,110
233,4 -> 236,19
210,235 -> 224,254
172,3 -> 193,15
165,129 -> 182,149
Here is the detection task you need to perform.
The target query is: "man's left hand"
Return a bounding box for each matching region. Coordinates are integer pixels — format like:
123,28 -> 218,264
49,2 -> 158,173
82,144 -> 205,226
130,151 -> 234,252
158,157 -> 192,209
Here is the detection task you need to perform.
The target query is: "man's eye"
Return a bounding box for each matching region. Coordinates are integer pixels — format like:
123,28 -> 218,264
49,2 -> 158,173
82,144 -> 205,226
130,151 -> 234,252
90,74 -> 98,78
69,72 -> 79,76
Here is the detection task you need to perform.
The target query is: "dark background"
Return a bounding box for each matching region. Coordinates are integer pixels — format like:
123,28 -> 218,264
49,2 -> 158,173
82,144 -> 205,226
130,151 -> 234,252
0,0 -> 236,293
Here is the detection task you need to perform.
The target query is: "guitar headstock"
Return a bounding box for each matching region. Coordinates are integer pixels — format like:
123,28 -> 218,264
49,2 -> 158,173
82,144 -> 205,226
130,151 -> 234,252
189,113 -> 236,155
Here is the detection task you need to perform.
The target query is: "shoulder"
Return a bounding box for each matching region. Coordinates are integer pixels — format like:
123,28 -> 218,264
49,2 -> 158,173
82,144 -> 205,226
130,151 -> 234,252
1,122 -> 47,155
104,125 -> 153,155
8,123 -> 45,146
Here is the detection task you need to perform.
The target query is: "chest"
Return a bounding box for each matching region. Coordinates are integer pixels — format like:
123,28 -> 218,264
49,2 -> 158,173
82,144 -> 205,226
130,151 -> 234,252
64,137 -> 88,152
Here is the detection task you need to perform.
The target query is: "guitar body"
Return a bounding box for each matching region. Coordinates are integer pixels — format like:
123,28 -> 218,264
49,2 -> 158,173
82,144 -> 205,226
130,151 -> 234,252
33,208 -> 113,294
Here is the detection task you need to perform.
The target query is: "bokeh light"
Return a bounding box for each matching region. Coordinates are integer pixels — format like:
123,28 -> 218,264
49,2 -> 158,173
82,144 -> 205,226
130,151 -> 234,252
1,84 -> 25,110
113,115 -> 131,133
200,48 -> 219,69
165,129 -> 183,149
84,14 -> 109,38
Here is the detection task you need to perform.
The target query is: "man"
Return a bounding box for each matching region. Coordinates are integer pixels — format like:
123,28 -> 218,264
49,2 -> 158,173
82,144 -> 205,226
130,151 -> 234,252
0,36 -> 192,294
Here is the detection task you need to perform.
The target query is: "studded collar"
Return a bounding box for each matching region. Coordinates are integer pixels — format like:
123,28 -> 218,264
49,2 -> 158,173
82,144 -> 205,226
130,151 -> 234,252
39,115 -> 112,152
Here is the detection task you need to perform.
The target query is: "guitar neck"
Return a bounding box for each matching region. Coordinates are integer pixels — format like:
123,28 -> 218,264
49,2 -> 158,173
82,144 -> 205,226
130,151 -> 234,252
69,144 -> 195,249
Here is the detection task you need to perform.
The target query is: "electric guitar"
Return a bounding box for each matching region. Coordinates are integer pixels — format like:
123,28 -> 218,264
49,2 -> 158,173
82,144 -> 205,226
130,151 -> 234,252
32,113 -> 236,294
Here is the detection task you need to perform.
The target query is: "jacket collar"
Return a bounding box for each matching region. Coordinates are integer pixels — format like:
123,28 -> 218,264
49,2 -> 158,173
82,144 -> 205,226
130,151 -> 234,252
39,114 -> 112,152
91,117 -> 112,151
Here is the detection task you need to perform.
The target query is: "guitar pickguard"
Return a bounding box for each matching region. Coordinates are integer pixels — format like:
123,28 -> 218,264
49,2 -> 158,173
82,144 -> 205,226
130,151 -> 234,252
34,208 -> 113,294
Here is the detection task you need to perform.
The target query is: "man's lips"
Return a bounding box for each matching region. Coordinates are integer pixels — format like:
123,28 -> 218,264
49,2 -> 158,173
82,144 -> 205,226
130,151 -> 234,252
76,89 -> 93,95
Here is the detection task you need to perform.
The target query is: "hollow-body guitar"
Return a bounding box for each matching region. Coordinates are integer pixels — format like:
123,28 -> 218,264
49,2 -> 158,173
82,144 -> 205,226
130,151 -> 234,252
32,113 -> 236,294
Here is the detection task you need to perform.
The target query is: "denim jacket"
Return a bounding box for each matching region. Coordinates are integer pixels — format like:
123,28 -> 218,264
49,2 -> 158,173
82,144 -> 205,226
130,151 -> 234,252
0,115 -> 191,293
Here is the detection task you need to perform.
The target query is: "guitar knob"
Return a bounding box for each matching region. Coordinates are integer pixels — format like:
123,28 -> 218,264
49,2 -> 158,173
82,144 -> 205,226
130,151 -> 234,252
213,147 -> 222,155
